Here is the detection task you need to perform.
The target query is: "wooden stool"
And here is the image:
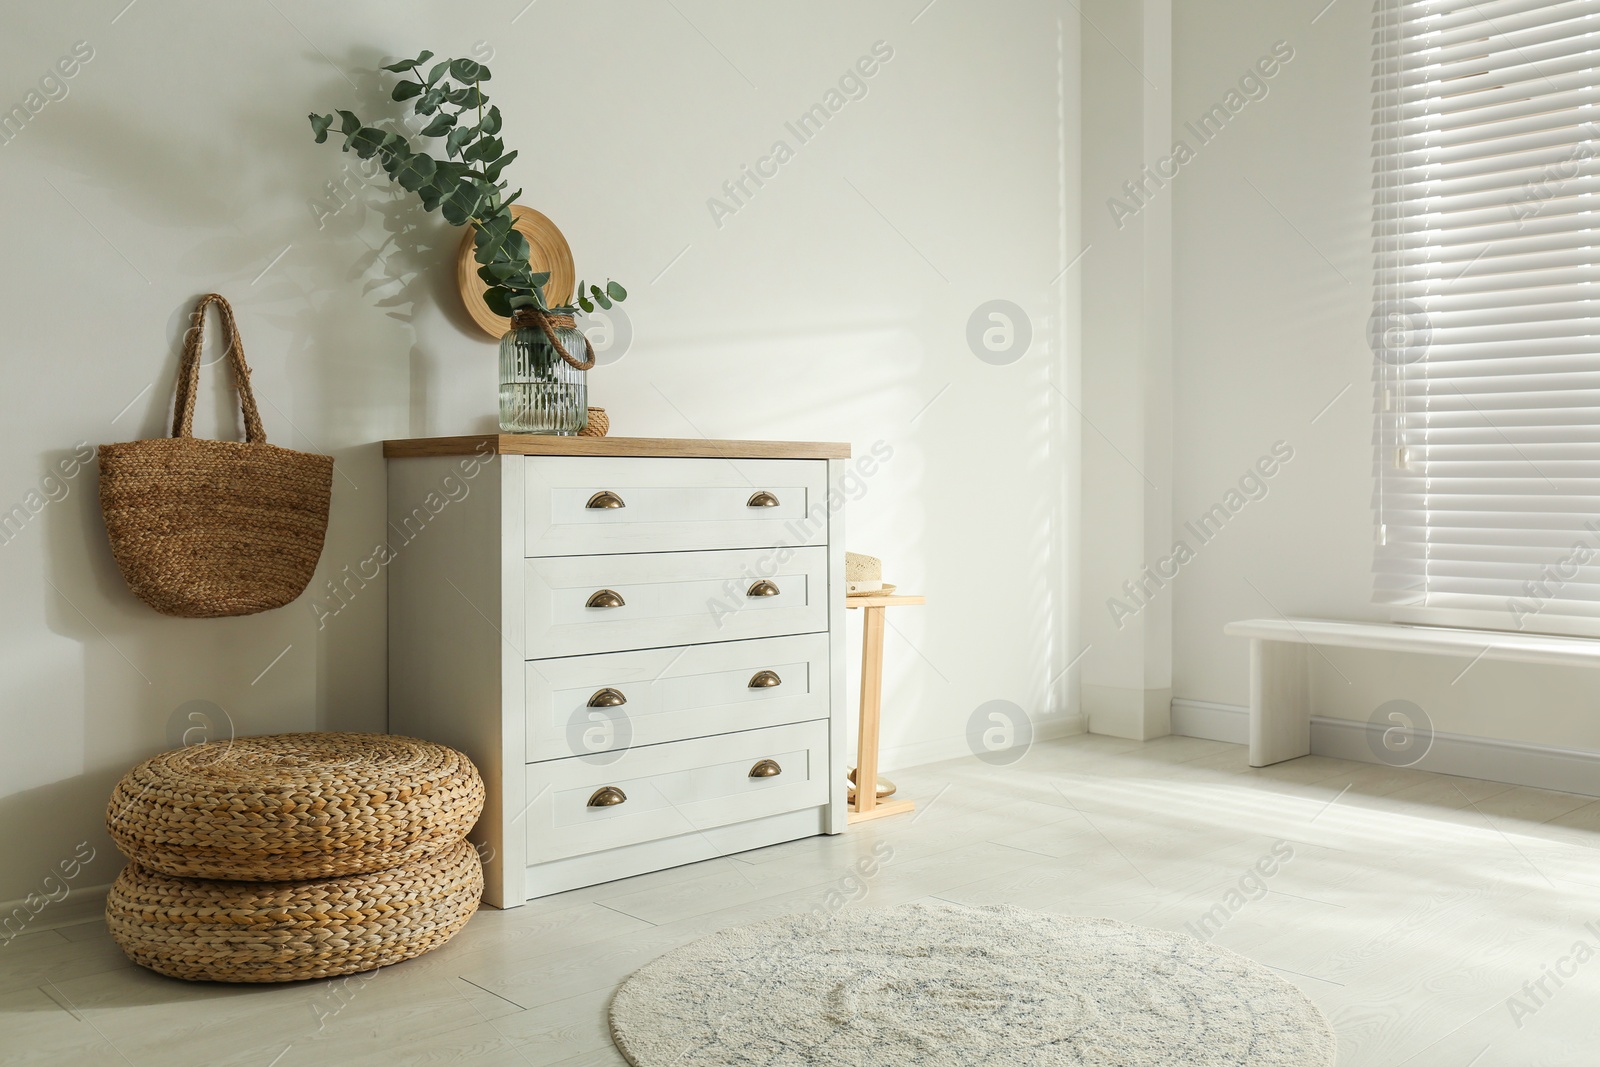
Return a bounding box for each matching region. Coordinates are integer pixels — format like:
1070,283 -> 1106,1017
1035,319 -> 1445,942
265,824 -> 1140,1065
845,594 -> 925,823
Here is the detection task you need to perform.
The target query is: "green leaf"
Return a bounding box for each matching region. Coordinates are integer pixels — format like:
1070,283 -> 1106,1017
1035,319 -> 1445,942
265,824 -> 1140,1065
483,288 -> 514,317
419,163 -> 467,210
595,290 -> 613,311
450,58 -> 489,82
464,135 -> 503,163
440,180 -> 487,226
309,113 -> 334,143
446,86 -> 485,108
508,292 -> 541,309
444,126 -> 473,158
480,106 -> 502,135
337,110 -> 362,135
503,231 -> 530,263
484,149 -> 518,183
606,280 -> 627,301
383,50 -> 434,73
529,271 -> 551,289
391,80 -> 424,101
347,126 -> 391,158
420,112 -> 456,137
474,211 -> 513,239
425,59 -> 451,86
393,152 -> 437,192
578,294 -> 595,313
477,261 -> 523,286
415,86 -> 448,115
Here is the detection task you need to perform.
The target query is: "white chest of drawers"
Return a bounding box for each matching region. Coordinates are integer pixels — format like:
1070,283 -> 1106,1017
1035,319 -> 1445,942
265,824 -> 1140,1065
384,435 -> 850,907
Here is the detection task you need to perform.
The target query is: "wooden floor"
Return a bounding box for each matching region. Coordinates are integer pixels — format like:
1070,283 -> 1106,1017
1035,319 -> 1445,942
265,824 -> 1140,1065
7,733 -> 1600,1066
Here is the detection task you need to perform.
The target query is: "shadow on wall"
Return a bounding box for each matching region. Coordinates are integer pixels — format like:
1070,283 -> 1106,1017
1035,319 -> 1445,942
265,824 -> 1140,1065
4,46 -> 496,902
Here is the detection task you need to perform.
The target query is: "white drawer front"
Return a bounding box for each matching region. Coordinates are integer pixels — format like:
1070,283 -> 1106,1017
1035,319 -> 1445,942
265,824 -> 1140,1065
526,634 -> 829,762
524,457 -> 829,557
524,547 -> 829,658
525,721 -> 830,862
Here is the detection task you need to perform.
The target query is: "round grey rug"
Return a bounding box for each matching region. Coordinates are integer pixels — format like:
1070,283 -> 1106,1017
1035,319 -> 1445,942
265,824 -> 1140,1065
610,902 -> 1335,1066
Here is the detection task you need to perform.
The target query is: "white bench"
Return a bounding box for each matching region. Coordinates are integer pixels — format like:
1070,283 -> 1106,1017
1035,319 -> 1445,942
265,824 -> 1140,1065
1224,618 -> 1600,767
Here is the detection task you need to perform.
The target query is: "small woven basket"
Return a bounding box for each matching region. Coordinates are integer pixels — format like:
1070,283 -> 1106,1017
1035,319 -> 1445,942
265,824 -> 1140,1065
107,733 -> 485,882
579,406 -> 610,437
106,839 -> 482,983
98,294 -> 333,618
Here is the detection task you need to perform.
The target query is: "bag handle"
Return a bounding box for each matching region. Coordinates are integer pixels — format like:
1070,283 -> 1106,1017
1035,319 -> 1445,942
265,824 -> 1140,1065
171,293 -> 268,444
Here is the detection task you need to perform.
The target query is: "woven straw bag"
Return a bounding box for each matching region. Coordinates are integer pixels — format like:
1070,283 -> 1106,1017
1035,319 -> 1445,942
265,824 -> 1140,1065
98,294 -> 333,618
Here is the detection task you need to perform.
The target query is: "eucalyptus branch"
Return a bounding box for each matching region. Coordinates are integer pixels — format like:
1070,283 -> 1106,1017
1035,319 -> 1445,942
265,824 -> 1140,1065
309,49 -> 627,323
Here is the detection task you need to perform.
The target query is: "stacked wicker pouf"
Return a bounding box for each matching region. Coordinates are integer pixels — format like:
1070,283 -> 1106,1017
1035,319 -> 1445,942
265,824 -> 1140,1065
104,732 -> 485,983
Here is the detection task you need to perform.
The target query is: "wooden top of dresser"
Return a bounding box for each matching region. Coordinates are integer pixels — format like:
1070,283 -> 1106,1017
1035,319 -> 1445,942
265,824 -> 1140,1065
382,435 -> 852,460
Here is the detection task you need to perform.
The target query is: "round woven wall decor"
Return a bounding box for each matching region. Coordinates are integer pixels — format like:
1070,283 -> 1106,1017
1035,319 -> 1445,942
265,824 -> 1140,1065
107,732 -> 484,882
106,839 -> 482,983
457,204 -> 576,338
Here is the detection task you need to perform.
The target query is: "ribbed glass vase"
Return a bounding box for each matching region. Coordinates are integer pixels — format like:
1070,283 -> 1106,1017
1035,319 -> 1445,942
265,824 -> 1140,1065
498,313 -> 588,435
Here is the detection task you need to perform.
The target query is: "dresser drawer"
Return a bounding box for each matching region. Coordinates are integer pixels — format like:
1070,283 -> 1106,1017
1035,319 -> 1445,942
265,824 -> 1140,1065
524,720 -> 830,862
524,547 -> 829,658
524,457 -> 829,557
526,634 -> 829,762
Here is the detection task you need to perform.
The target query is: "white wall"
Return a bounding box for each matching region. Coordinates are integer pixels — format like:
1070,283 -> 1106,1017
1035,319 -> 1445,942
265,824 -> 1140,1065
1078,0 -> 1175,740
1169,0 -> 1600,754
0,1 -> 1081,904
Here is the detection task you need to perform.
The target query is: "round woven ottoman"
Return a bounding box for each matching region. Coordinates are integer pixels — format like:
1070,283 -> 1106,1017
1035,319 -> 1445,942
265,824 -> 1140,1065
106,838 -> 482,982
107,732 -> 484,881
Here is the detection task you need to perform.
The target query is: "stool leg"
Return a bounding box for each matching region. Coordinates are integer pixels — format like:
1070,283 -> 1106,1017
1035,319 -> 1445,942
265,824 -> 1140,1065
856,605 -> 886,814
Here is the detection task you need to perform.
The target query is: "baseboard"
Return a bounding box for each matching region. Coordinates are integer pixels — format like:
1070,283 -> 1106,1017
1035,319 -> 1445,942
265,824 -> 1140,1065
1311,716 -> 1600,797
1170,699 -> 1250,745
878,713 -> 1087,774
0,882 -> 110,940
1084,685 -> 1173,740
1171,699 -> 1600,797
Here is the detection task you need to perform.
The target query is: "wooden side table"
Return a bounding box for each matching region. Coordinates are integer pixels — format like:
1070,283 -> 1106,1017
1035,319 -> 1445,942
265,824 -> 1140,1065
845,594 -> 925,824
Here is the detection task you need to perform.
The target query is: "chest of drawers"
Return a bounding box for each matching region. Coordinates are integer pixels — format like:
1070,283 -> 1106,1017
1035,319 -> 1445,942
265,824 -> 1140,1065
383,435 -> 851,907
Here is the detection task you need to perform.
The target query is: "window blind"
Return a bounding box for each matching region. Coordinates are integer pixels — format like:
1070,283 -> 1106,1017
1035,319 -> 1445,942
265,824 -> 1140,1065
1373,0 -> 1600,630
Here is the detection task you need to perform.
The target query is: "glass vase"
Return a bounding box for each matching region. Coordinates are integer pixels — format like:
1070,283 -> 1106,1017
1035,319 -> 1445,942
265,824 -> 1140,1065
498,313 -> 588,435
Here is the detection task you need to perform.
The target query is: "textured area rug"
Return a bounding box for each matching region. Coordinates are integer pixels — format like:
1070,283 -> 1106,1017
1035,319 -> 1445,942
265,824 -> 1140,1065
610,902 -> 1336,1066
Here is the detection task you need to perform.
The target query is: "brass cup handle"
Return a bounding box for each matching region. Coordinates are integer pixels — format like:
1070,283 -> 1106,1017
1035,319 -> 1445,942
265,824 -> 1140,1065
746,580 -> 780,598
748,759 -> 782,779
586,491 -> 626,509
748,670 -> 782,689
588,786 -> 627,807
588,687 -> 627,707
586,589 -> 626,609
747,491 -> 780,508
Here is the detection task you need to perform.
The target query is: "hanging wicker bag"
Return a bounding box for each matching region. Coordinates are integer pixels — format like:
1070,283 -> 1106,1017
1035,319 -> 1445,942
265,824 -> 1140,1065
98,294 -> 334,617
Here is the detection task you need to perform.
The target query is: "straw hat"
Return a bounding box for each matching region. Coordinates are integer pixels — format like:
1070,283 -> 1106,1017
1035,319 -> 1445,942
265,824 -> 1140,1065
846,552 -> 895,597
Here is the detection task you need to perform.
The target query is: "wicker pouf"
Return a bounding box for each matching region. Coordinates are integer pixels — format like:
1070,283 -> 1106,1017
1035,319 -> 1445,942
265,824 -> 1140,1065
107,732 -> 485,881
106,838 -> 482,983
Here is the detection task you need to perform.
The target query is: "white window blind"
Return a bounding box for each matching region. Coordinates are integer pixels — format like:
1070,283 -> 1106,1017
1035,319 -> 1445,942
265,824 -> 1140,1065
1373,0 -> 1600,631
